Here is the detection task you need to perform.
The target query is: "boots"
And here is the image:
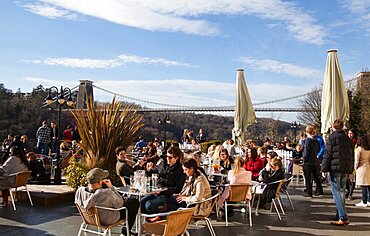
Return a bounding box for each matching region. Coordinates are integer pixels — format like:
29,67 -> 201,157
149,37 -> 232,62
1,189 -> 10,206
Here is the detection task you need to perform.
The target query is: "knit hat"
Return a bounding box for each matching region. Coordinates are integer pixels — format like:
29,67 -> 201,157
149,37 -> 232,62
86,168 -> 109,184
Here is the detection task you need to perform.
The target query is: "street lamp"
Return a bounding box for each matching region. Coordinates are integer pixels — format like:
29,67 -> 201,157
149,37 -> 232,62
291,121 -> 301,142
45,86 -> 74,184
158,114 -> 171,149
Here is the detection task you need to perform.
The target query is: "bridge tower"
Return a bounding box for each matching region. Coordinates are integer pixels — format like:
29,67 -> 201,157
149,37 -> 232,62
76,80 -> 94,109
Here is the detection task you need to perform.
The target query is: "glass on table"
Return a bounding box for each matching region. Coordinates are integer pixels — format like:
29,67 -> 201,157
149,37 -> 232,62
152,173 -> 158,189
130,175 -> 135,192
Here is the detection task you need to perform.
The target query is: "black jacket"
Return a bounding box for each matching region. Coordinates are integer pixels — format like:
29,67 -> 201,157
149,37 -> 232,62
321,130 -> 354,174
158,160 -> 186,196
302,137 -> 320,166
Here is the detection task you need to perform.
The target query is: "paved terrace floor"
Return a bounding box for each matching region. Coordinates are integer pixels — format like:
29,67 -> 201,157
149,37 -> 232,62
1,181 -> 370,236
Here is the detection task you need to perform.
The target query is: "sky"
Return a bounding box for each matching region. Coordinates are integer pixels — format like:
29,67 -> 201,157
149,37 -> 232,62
0,0 -> 369,122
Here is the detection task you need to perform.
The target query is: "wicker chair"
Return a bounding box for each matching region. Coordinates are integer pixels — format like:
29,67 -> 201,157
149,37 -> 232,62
141,208 -> 194,236
8,170 -> 33,211
75,204 -> 129,236
187,193 -> 219,236
224,184 -> 252,226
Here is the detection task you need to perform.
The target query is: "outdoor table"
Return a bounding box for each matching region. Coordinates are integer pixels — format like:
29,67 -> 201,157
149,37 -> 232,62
116,186 -> 167,236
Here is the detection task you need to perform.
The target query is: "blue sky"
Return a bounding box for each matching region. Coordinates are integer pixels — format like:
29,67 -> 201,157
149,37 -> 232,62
0,0 -> 369,122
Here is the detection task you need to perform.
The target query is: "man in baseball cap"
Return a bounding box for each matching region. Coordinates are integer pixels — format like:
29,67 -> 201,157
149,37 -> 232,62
86,168 -> 109,184
75,168 -> 139,235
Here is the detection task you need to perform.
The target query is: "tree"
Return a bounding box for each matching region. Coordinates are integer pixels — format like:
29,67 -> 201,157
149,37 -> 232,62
297,86 -> 322,131
347,90 -> 362,132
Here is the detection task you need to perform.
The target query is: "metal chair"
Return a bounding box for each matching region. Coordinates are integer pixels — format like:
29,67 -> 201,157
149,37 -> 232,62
9,171 -> 33,211
187,193 -> 219,236
75,204 -> 129,236
224,184 -> 252,226
280,176 -> 295,210
270,179 -> 286,220
141,208 -> 194,236
252,179 -> 285,220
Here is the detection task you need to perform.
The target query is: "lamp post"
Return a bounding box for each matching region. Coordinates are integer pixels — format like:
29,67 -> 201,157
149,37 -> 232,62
45,86 -> 74,184
291,121 -> 301,142
158,114 -> 171,149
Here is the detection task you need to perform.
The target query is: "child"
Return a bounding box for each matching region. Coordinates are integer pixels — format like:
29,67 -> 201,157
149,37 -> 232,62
258,157 -> 285,209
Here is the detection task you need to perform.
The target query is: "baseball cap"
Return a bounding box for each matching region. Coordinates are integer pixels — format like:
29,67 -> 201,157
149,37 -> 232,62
86,168 -> 109,184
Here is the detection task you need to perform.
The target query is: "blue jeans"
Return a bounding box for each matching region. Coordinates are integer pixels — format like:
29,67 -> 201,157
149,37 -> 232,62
141,194 -> 181,214
329,172 -> 348,221
361,186 -> 370,203
36,142 -> 49,156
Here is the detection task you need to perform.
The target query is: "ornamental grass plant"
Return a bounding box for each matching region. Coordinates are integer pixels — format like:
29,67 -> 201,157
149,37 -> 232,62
66,96 -> 143,188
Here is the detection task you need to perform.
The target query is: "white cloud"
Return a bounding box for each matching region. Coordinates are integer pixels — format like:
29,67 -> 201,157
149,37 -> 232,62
240,57 -> 322,79
21,76 -> 309,109
22,0 -> 326,44
22,77 -> 76,88
342,0 -> 370,28
21,2 -> 79,20
23,54 -> 194,69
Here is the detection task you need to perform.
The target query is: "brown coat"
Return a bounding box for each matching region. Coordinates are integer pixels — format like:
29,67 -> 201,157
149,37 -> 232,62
180,171 -> 212,217
355,147 -> 370,186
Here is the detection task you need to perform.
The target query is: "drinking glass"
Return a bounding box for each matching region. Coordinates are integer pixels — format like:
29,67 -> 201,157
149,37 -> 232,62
152,173 -> 158,189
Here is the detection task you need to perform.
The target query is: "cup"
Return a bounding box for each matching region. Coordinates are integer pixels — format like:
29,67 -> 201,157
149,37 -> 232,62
129,175 -> 135,192
213,163 -> 220,172
152,173 -> 158,189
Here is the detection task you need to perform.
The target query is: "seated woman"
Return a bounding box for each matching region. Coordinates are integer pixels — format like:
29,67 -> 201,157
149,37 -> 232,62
184,152 -> 207,177
170,158 -> 212,217
258,151 -> 278,181
26,152 -> 45,182
0,146 -> 29,206
220,148 -> 234,173
258,157 -> 285,209
217,156 -> 252,207
244,147 -> 264,181
257,147 -> 268,166
21,135 -> 33,154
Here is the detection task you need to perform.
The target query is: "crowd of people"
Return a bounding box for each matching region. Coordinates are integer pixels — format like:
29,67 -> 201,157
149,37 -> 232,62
1,119 -> 369,231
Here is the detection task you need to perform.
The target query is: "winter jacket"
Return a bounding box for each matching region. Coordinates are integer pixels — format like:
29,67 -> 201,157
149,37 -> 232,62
158,160 -> 186,196
179,171 -> 212,217
321,130 -> 354,174
303,137 -> 320,166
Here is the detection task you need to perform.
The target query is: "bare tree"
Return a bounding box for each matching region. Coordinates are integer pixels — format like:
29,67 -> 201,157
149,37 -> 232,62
297,86 -> 322,131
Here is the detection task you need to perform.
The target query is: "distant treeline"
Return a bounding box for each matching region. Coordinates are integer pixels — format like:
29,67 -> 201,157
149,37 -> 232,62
0,84 -> 298,144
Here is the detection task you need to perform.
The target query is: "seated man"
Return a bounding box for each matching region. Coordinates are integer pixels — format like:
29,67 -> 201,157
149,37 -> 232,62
75,168 -> 139,235
116,146 -> 145,185
140,146 -> 186,215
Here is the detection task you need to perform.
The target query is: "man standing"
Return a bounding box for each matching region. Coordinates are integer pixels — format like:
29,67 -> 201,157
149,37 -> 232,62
196,129 -> 207,143
302,125 -> 323,197
321,119 -> 354,226
75,168 -> 139,235
50,122 -> 58,154
36,120 -> 51,155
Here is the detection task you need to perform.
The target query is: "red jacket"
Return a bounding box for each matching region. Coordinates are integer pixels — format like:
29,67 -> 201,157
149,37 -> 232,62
244,158 -> 264,180
63,130 -> 73,142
